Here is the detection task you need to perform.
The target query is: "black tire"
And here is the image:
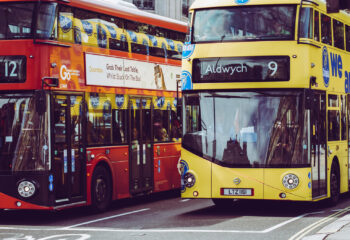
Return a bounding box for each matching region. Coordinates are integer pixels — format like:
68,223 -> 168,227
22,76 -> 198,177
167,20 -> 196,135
91,166 -> 112,212
212,198 -> 238,208
328,164 -> 340,206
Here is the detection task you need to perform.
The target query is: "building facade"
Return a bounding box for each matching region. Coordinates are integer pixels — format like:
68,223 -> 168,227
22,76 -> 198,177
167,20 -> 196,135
122,0 -> 194,22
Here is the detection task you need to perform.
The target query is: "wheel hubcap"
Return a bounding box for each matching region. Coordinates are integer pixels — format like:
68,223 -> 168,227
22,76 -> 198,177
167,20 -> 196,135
95,178 -> 107,203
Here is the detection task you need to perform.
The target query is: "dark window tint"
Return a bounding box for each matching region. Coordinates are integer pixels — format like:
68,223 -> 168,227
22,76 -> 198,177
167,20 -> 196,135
341,95 -> 347,140
328,110 -> 340,141
109,38 -> 129,52
314,10 -> 320,41
346,25 -> 350,52
153,110 -> 170,142
112,109 -> 128,144
170,110 -> 182,139
333,19 -> 344,50
321,14 -> 332,45
131,43 -> 149,55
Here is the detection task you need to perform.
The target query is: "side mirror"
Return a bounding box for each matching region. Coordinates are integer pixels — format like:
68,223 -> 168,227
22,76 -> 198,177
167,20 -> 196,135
35,90 -> 46,115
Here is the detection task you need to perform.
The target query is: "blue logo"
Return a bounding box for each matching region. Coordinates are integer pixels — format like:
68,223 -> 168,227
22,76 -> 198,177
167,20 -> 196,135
157,97 -> 165,108
173,98 -> 177,107
308,182 -> 311,189
90,93 -> 99,108
180,160 -> 189,192
59,15 -> 72,33
308,172 -> 311,179
147,35 -> 158,46
166,39 -> 175,50
322,46 -> 330,87
120,34 -> 126,42
181,71 -> 193,90
182,44 -> 195,59
74,27 -> 81,44
105,25 -> 117,39
235,0 -> 249,4
81,20 -> 93,36
98,25 -> 107,48
49,183 -> 54,192
127,30 -> 137,43
103,101 -> 112,121
177,43 -> 183,53
115,95 -> 124,108
49,174 -> 54,183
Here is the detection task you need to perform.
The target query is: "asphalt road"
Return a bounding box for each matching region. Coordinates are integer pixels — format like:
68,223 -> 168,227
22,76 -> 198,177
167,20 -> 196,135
1,191 -> 350,240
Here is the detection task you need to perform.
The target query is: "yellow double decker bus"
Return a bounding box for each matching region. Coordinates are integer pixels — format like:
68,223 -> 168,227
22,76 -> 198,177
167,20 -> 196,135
180,0 -> 350,206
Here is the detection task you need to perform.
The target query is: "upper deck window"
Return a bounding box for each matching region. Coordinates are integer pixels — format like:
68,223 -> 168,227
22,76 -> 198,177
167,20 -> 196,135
0,3 -> 35,39
193,6 -> 296,43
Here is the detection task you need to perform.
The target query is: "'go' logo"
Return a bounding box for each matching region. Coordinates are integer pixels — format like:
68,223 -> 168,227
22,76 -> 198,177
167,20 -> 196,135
60,65 -> 71,81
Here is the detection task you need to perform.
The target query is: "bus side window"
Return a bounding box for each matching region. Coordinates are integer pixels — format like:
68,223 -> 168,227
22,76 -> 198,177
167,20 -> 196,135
328,95 -> 340,141
153,109 -> 170,142
321,14 -> 332,46
112,109 -> 128,145
341,95 -> 347,141
333,19 -> 344,50
299,8 -> 313,39
314,10 -> 320,41
346,25 -> 350,52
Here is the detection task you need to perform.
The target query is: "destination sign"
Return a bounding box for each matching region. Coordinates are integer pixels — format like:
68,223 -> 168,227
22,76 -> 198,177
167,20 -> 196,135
193,56 -> 290,83
0,56 -> 26,83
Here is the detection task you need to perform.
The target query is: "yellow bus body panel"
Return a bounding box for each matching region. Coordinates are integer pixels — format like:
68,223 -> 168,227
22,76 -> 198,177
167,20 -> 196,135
181,148 -> 212,199
211,165 -> 264,199
263,168 -> 312,201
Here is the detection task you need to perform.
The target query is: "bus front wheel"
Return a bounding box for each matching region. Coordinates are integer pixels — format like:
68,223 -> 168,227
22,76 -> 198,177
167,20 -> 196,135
91,165 -> 112,212
329,164 -> 340,206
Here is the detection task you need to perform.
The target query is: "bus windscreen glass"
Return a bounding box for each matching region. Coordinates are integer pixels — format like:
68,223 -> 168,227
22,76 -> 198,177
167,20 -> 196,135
183,91 -> 308,168
0,94 -> 49,172
193,6 -> 296,43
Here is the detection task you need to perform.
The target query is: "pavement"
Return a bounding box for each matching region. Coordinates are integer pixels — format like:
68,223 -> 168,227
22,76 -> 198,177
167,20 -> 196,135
302,214 -> 350,240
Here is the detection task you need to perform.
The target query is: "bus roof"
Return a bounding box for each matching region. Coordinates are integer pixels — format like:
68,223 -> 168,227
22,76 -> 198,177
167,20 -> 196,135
0,0 -> 187,33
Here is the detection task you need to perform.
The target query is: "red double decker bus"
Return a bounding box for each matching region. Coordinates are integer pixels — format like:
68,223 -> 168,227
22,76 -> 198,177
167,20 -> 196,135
0,0 -> 186,211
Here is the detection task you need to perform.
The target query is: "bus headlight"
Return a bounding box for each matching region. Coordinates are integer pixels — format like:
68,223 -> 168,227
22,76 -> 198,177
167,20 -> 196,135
282,174 -> 299,190
18,180 -> 36,198
184,172 -> 196,188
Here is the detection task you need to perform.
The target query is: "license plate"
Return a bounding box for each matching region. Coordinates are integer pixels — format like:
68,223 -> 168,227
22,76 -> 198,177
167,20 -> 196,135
221,188 -> 253,196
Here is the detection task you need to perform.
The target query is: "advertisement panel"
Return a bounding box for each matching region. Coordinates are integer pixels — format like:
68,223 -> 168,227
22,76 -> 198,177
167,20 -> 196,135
85,53 -> 180,91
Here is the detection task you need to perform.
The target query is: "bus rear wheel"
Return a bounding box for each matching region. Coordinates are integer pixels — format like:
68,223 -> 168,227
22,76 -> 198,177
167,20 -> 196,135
91,165 -> 112,212
329,165 -> 340,206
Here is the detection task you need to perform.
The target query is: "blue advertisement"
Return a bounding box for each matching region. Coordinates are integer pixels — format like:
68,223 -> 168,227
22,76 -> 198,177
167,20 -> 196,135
322,46 -> 330,87
182,44 -> 195,59
181,70 -> 193,90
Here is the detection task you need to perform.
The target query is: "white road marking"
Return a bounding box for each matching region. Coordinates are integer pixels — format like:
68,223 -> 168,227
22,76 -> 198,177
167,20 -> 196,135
180,199 -> 191,202
289,207 -> 350,240
0,210 -> 324,234
61,208 -> 150,229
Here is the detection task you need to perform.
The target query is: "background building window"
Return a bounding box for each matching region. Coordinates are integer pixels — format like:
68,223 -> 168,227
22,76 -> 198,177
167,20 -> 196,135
182,0 -> 189,17
133,0 -> 155,10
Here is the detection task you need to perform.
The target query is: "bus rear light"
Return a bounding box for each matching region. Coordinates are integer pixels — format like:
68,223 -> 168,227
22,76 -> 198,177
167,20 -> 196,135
16,201 -> 22,207
17,180 -> 37,198
193,191 -> 199,197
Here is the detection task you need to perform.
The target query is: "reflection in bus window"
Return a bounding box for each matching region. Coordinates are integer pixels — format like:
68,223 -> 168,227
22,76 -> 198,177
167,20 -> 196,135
0,3 -> 35,39
314,11 -> 320,41
346,25 -> 350,52
183,91 -> 307,167
193,6 -> 295,43
299,8 -> 313,39
154,110 -> 170,142
113,110 -> 128,144
333,19 -> 344,50
328,110 -> 340,141
321,14 -> 332,45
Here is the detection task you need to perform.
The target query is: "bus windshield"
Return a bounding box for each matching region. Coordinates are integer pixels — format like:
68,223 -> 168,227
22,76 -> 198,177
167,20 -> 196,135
193,6 -> 296,43
183,91 -> 308,168
0,94 -> 49,172
0,3 -> 57,40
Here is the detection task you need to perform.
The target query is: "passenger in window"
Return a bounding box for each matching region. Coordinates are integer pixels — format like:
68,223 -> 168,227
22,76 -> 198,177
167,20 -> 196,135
269,22 -> 290,36
160,128 -> 169,141
113,124 -> 123,144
